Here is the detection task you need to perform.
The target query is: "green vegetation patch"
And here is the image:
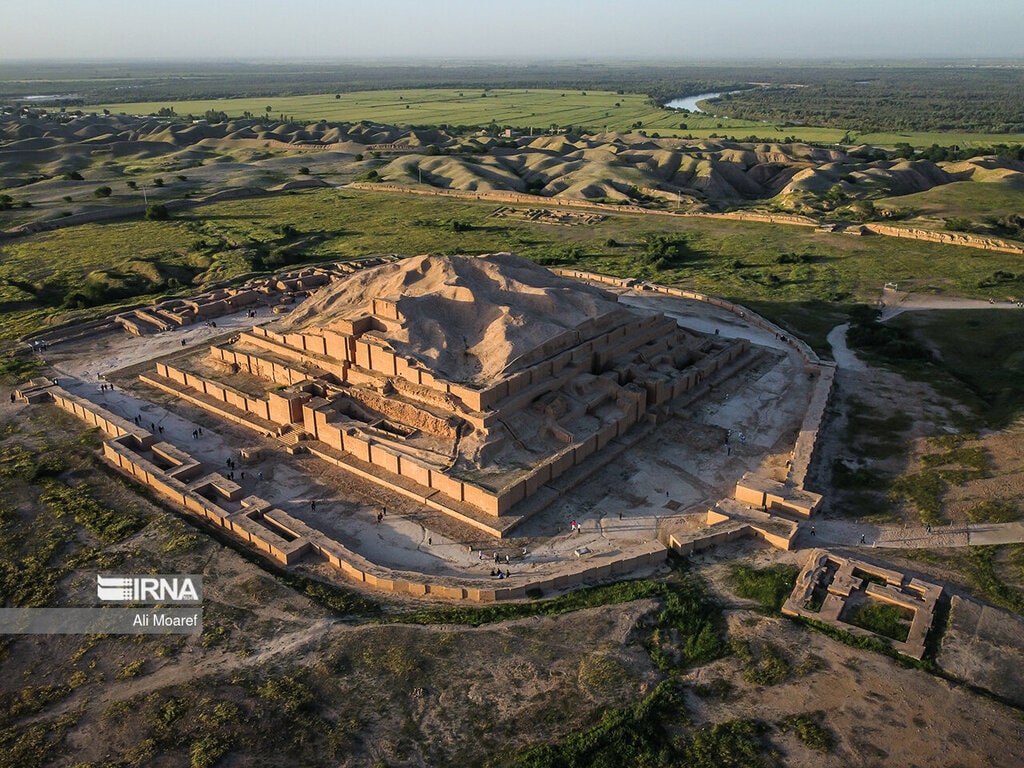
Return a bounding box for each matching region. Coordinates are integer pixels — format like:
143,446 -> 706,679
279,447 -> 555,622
891,434 -> 992,525
887,310 -> 1024,427
729,563 -> 799,614
965,499 -> 1021,524
505,681 -> 775,768
956,546 -> 1024,615
732,639 -> 791,686
40,480 -> 147,544
684,718 -> 775,768
0,219 -> 206,339
0,709 -> 82,768
502,679 -> 686,768
403,566 -> 725,671
844,600 -> 912,643
777,712 -> 835,753
889,470 -> 946,525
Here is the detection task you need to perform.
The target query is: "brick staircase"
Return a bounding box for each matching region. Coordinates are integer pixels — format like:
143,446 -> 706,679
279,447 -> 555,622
277,426 -> 309,454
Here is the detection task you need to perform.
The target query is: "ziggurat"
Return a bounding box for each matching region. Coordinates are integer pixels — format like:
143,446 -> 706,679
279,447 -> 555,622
142,253 -> 751,536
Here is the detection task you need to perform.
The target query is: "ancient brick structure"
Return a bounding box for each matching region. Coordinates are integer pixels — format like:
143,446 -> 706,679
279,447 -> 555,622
143,254 -> 751,535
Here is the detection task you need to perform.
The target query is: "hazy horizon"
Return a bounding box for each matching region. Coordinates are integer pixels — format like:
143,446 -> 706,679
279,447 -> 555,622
2,0 -> 1022,63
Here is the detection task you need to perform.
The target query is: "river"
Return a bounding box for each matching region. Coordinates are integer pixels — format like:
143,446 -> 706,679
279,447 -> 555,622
664,89 -> 755,114
663,92 -> 726,113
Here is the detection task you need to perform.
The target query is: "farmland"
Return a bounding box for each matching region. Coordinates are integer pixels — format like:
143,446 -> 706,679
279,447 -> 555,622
82,87 -> 1024,149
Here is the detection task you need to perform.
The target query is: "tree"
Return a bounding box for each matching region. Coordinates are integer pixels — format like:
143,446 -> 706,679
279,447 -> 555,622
641,234 -> 693,270
126,180 -> 137,190
824,184 -> 846,206
62,171 -> 83,181
152,177 -> 164,187
94,186 -> 112,198
298,166 -> 310,175
145,203 -> 169,220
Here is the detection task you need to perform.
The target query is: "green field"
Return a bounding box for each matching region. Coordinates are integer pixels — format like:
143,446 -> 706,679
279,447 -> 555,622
85,89 -> 1024,149
877,178 -> 1024,222
6,187 -> 1024,352
889,309 -> 1024,427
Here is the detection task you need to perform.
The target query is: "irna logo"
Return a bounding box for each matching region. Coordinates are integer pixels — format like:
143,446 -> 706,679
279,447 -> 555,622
97,575 -> 202,604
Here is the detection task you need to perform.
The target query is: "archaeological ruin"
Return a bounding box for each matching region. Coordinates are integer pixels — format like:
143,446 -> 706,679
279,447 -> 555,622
15,252 -> 837,600
139,253 -> 751,535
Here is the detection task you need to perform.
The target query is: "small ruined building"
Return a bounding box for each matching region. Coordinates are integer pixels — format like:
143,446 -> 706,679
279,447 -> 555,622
142,253 -> 751,536
783,549 -> 942,660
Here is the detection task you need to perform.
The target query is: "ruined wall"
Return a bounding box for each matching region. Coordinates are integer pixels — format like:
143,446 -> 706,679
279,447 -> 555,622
864,223 -> 1024,255
338,388 -> 455,439
48,388 -> 153,448
153,363 -> 274,422
210,345 -> 315,387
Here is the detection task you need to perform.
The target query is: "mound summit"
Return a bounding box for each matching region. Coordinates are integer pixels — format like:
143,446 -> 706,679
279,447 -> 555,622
282,252 -> 634,384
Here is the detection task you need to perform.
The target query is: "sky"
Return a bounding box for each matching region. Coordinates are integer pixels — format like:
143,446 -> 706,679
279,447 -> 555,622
1,0 -> 1022,62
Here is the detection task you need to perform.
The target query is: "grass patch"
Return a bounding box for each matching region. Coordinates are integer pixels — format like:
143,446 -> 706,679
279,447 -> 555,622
684,719 -> 775,768
116,659 -> 146,680
891,434 -> 992,525
793,615 -> 932,670
887,310 -> 1024,427
742,644 -> 791,687
501,679 -> 687,768
965,499 -> 1020,524
78,84 -> 1024,148
889,470 -> 947,526
731,638 -> 792,686
0,708 -> 82,768
729,563 -> 799,614
504,680 -> 775,768
956,546 -> 1024,615
400,577 -> 663,626
39,480 -> 147,544
921,445 -> 989,472
844,601 -> 912,643
777,712 -> 835,753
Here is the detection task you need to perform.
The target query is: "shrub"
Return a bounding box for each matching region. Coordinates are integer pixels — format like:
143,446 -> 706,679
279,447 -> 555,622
944,217 -> 973,232
778,712 -> 835,752
190,734 -> 231,768
145,203 -> 169,220
116,659 -> 146,679
685,719 -> 772,768
742,644 -> 791,686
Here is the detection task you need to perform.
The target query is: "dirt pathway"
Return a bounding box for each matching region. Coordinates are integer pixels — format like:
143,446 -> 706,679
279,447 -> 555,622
879,291 -> 1023,320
